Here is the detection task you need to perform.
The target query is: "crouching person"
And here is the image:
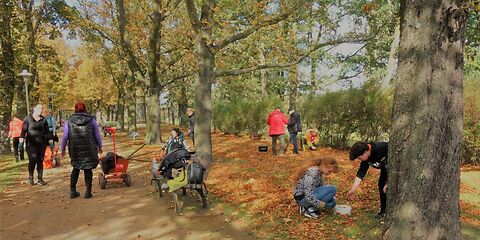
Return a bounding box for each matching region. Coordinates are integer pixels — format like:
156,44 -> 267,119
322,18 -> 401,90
293,157 -> 339,218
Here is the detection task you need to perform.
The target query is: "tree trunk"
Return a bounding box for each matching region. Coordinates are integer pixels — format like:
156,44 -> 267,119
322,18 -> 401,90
115,0 -> 138,133
127,75 -> 137,133
259,44 -> 267,98
0,0 -> 16,154
146,0 -> 162,144
117,93 -> 125,130
383,1 -> 469,239
310,56 -> 317,93
288,65 -> 298,110
381,24 -> 400,88
194,36 -> 214,168
178,84 -> 189,127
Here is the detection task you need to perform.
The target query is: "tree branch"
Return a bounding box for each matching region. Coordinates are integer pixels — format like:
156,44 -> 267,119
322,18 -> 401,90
215,37 -> 368,77
214,0 -> 308,50
184,0 -> 201,33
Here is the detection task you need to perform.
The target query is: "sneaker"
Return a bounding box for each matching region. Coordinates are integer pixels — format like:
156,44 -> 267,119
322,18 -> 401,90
304,210 -> 320,219
298,206 -> 306,215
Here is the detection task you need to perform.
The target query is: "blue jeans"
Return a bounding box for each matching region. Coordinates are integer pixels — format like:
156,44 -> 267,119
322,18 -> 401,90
290,133 -> 298,154
297,185 -> 337,210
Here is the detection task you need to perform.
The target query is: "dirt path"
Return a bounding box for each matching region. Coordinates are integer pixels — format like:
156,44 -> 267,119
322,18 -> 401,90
0,134 -> 255,240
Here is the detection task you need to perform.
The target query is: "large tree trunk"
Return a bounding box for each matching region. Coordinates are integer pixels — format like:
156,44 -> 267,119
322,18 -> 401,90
115,0 -> 138,133
383,1 -> 469,239
0,0 -> 16,154
194,36 -> 214,168
146,0 -> 162,144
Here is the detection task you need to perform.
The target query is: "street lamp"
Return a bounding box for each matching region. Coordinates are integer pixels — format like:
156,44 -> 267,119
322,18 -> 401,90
18,70 -> 33,115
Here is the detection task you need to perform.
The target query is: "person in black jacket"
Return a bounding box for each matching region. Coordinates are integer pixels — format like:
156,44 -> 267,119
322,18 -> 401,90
61,101 -> 103,199
347,141 -> 388,218
20,104 -> 53,186
287,108 -> 302,154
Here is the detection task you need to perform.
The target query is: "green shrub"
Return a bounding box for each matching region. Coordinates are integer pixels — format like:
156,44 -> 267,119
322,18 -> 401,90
300,80 -> 392,148
213,97 -> 281,136
463,74 -> 480,165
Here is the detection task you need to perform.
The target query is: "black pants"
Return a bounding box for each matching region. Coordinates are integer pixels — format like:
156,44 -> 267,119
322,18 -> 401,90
70,168 -> 93,190
26,142 -> 46,175
12,137 -> 25,160
378,167 -> 388,212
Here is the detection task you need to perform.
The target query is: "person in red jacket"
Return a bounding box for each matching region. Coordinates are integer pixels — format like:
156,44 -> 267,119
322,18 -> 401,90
266,107 -> 288,156
8,113 -> 25,161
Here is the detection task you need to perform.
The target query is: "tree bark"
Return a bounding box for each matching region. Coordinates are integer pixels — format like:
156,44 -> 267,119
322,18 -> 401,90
145,0 -> 162,144
117,92 -> 125,130
178,83 -> 189,127
288,65 -> 298,110
259,44 -> 267,98
383,1 -> 469,239
0,0 -> 16,154
115,0 -> 139,133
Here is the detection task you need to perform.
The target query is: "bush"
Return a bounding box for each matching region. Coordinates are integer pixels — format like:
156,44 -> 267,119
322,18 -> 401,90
213,97 -> 281,136
300,80 -> 392,148
463,74 -> 480,165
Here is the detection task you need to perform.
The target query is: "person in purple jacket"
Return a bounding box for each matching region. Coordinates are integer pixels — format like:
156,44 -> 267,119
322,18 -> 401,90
61,101 -> 102,199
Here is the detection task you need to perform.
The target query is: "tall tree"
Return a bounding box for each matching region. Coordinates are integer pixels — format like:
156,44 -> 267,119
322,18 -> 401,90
0,0 -> 16,154
145,0 -> 163,144
383,0 -> 470,239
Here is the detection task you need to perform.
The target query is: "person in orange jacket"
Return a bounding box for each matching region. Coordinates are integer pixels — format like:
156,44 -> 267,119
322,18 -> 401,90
266,107 -> 288,156
8,113 -> 24,161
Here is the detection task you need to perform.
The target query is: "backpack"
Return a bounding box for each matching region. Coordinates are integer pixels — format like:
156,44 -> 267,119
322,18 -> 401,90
187,161 -> 205,184
159,149 -> 191,179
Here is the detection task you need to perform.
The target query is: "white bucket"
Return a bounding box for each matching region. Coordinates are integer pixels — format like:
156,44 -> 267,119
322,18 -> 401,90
334,205 -> 352,215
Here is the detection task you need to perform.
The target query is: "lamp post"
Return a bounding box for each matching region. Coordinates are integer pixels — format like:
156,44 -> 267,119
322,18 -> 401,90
18,70 -> 33,115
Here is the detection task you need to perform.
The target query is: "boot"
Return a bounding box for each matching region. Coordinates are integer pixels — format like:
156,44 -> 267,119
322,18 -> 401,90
37,169 -> 46,185
70,187 -> 80,199
84,184 -> 92,199
28,173 -> 35,186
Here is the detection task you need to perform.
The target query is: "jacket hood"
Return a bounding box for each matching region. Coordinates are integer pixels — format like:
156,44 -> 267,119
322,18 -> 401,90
268,109 -> 283,117
70,113 -> 93,126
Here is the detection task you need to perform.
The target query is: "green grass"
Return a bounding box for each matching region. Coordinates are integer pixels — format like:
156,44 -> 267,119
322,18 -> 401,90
461,171 -> 480,240
461,171 -> 480,208
0,155 -> 26,191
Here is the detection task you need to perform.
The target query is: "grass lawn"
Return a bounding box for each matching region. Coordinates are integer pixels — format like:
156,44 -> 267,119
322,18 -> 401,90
0,155 -> 27,192
461,171 -> 480,239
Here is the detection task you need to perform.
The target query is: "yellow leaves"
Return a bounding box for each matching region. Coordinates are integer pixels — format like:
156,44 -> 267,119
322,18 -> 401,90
361,3 -> 379,13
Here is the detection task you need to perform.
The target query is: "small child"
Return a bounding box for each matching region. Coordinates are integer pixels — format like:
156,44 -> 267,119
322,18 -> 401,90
292,157 -> 339,218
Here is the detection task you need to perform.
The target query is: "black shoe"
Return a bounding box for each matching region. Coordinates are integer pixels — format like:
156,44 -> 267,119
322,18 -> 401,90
375,211 -> 386,219
38,179 -> 46,185
28,176 -> 35,186
70,191 -> 80,199
84,191 -> 92,199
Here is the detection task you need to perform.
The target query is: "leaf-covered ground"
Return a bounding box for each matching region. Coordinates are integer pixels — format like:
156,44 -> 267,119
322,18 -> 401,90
203,129 -> 480,239
1,124 -> 478,239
